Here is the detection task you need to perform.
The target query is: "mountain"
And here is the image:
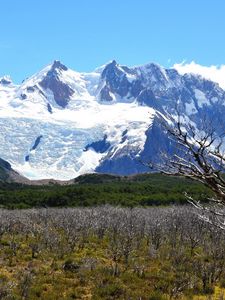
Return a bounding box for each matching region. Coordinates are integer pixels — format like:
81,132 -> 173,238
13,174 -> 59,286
0,60 -> 224,180
0,157 -> 28,183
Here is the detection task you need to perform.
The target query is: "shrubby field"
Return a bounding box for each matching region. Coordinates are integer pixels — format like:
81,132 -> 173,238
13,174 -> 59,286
0,206 -> 225,299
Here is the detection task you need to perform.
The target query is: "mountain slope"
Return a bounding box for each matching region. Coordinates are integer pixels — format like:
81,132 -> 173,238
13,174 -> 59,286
0,158 -> 28,183
0,60 -> 224,180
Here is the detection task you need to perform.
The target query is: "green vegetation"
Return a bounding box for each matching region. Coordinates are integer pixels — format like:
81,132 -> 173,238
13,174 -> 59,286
0,173 -> 213,208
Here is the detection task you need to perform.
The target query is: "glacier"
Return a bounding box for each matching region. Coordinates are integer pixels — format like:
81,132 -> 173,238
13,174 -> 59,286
0,60 -> 224,180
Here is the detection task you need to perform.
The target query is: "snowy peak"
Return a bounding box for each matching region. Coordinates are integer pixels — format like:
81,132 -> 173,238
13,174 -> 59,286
100,60 -> 131,100
135,63 -> 179,95
51,60 -> 68,72
40,60 -> 69,81
1,59 -> 225,180
17,61 -> 87,110
1,59 -> 225,115
101,60 -> 121,79
39,62 -> 74,108
33,60 -> 75,108
98,60 -> 138,102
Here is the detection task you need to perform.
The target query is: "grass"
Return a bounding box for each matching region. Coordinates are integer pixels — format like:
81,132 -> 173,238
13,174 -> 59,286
0,230 -> 223,299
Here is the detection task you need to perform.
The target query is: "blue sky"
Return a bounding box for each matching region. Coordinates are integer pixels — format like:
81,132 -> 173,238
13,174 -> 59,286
1,0 -> 225,83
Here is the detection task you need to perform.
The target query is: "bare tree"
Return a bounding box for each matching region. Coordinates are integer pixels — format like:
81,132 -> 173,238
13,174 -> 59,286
152,109 -> 225,228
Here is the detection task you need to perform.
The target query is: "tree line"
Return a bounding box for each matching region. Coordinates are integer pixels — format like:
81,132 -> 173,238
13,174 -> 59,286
0,173 -> 212,208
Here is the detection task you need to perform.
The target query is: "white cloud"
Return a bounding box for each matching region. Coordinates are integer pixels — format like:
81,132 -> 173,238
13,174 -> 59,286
173,61 -> 225,89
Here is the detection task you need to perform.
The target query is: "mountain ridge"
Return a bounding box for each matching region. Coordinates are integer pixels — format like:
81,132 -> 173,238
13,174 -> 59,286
0,60 -> 224,180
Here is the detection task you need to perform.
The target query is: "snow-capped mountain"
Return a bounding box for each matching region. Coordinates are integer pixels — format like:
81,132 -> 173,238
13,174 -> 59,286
0,60 -> 224,180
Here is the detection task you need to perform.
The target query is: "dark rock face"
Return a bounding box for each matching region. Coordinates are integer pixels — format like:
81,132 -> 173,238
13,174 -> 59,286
99,60 -> 131,100
100,85 -> 113,101
39,63 -> 74,108
25,135 -> 43,163
137,89 -> 158,108
31,135 -> 43,151
165,68 -> 181,82
40,73 -> 74,108
120,129 -> 128,144
47,103 -> 53,113
96,155 -> 148,176
0,158 -> 12,181
51,60 -> 68,71
130,80 -> 144,98
0,158 -> 12,170
27,86 -> 35,92
0,78 -> 11,85
26,85 -> 45,96
0,158 -> 28,183
20,93 -> 27,100
140,119 -> 175,165
85,135 -> 111,153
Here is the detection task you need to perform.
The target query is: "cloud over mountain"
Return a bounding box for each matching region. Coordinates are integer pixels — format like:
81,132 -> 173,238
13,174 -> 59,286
174,61 -> 225,89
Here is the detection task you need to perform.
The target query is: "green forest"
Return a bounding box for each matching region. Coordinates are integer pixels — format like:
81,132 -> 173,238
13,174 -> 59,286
0,173 -> 212,208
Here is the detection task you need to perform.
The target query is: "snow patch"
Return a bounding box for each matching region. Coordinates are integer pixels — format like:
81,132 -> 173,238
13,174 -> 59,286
194,89 -> 209,107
